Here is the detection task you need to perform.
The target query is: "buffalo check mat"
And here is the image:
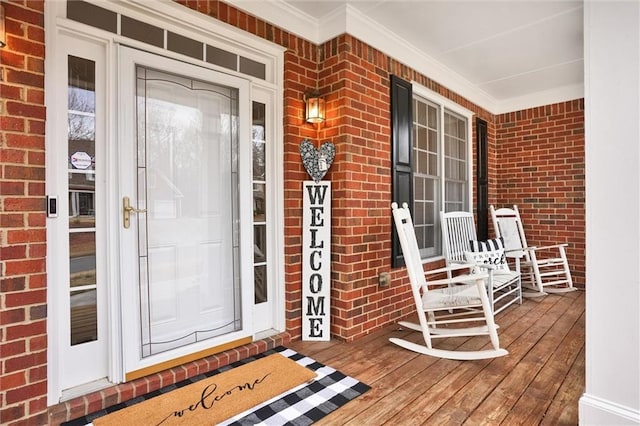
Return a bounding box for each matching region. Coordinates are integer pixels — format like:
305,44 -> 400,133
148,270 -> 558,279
64,346 -> 370,426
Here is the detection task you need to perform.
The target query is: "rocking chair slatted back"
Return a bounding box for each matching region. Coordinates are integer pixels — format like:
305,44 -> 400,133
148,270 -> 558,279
441,211 -> 477,263
489,206 -> 528,258
392,202 -> 428,292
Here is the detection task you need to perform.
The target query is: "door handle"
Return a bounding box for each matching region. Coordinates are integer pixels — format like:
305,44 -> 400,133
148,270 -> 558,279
123,196 -> 147,229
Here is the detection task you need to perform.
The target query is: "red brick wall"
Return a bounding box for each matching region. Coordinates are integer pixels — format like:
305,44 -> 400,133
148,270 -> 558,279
0,0 -> 49,424
495,100 -> 585,288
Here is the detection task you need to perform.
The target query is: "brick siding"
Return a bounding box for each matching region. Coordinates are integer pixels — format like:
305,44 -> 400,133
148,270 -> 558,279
1,0 -> 48,425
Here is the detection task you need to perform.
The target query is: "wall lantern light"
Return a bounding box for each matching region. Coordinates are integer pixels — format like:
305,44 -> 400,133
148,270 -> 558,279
0,4 -> 6,48
304,92 -> 325,124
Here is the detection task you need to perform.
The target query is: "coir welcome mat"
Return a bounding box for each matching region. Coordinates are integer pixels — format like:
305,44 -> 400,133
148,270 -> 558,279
94,353 -> 315,425
65,347 -> 370,426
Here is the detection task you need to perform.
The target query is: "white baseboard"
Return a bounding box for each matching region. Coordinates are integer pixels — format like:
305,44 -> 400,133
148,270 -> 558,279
579,393 -> 640,425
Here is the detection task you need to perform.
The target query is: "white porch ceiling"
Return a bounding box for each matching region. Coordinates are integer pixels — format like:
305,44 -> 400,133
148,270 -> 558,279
224,0 -> 584,114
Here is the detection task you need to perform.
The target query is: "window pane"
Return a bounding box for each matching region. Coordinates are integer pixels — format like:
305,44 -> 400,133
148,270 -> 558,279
417,152 -> 427,174
252,101 -> 268,305
254,264 -> 267,304
428,153 -> 438,175
425,224 -> 435,247
415,226 -> 425,248
417,100 -> 427,126
71,289 -> 97,345
252,112 -> 265,181
425,201 -> 435,224
69,231 -> 96,288
414,177 -> 424,200
416,127 -> 428,150
445,135 -> 456,157
253,183 -> 266,221
458,140 -> 466,161
68,55 -> 98,346
428,129 -> 438,152
445,158 -> 453,180
254,224 -> 266,263
445,113 -> 457,137
459,161 -> 467,180
414,200 -> 425,226
458,119 -> 466,137
425,177 -> 435,201
427,105 -> 437,127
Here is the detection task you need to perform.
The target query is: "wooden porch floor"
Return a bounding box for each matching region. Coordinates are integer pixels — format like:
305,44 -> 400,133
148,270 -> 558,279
289,289 -> 585,425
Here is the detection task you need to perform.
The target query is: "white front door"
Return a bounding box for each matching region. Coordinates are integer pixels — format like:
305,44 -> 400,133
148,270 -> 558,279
118,47 -> 254,374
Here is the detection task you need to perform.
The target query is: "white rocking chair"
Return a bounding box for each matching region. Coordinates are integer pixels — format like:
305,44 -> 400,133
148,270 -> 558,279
490,205 -> 576,297
440,211 -> 522,315
390,202 -> 508,360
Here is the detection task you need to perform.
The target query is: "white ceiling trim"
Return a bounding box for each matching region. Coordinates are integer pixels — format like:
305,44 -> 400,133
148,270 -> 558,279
224,0 -> 320,43
223,0 -> 583,114
340,3 -> 499,112
496,83 -> 584,115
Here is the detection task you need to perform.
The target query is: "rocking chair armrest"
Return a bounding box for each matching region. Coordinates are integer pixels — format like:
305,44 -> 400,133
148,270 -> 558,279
506,243 -> 568,254
425,262 -> 478,276
474,263 -> 498,271
505,246 -> 535,254
528,243 -> 569,251
425,272 -> 490,287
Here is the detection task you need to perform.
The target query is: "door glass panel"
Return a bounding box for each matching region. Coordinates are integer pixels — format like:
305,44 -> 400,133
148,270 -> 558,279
68,55 -> 98,346
135,66 -> 241,357
252,102 -> 267,304
69,231 -> 96,287
70,289 -> 97,345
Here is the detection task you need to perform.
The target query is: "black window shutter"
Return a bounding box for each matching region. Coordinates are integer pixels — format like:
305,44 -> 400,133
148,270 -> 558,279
476,118 -> 489,240
390,75 -> 413,268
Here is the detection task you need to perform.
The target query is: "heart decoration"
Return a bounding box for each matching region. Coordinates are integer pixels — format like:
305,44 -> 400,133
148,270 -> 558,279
299,139 -> 336,183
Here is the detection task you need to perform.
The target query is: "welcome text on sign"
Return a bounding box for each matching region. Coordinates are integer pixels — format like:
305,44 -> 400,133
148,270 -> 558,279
302,181 -> 331,340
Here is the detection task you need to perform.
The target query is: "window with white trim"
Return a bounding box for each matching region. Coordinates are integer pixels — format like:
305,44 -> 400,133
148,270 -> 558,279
389,75 -> 472,265
412,96 -> 470,258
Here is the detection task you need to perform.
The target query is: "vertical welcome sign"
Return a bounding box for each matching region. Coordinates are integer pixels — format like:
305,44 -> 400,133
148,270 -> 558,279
302,180 -> 331,340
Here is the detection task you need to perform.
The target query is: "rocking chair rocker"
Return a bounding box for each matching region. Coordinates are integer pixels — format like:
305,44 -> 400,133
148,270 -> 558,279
390,202 -> 508,360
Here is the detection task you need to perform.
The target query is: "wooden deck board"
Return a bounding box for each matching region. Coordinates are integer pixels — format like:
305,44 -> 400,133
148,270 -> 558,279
457,292 -> 581,424
501,312 -> 585,424
289,290 -> 585,425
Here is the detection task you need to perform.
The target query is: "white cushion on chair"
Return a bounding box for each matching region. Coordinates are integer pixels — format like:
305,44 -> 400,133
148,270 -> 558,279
422,283 -> 483,309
